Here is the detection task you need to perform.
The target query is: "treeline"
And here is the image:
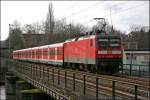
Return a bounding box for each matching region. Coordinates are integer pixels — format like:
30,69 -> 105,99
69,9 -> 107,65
3,3 -> 149,58
126,25 -> 150,49
6,3 -> 87,51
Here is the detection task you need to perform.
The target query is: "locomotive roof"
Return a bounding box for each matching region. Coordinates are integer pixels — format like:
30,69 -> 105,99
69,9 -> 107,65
97,34 -> 121,37
64,34 -> 120,43
65,35 -> 96,43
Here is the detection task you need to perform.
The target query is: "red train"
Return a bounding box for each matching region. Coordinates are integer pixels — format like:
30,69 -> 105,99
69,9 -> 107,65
13,34 -> 123,74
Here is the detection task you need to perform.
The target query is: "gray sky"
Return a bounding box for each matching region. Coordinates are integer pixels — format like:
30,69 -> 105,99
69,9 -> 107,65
1,1 -> 149,41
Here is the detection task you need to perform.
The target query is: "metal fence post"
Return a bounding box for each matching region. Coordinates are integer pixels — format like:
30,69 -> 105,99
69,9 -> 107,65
48,68 -> 50,81
36,65 -> 38,79
122,64 -> 124,75
65,71 -> 67,88
83,75 -> 86,95
39,65 -> 41,78
58,70 -> 60,85
31,64 -> 33,78
33,65 -> 35,77
46,67 -> 48,81
52,69 -> 54,84
134,85 -> 138,100
130,64 -> 132,76
112,81 -> 115,100
30,64 -> 32,76
36,65 -> 37,79
96,77 -> 99,100
20,63 -> 22,73
73,73 -> 75,91
138,65 -> 141,77
32,64 -> 34,77
43,66 -> 44,80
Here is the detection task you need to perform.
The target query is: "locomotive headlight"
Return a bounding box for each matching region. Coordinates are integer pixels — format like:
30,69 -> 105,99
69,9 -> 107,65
98,50 -> 107,54
112,50 -> 121,54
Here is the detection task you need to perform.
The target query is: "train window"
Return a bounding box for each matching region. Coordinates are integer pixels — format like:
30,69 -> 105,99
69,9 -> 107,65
43,50 -> 47,55
98,36 -> 121,48
49,49 -> 55,56
110,39 -> 120,42
98,38 -> 108,42
28,52 -> 29,57
98,38 -> 109,48
109,38 -> 120,47
57,49 -> 62,56
32,51 -> 34,56
39,51 -> 42,56
37,51 -> 40,56
43,51 -> 45,55
49,50 -> 51,56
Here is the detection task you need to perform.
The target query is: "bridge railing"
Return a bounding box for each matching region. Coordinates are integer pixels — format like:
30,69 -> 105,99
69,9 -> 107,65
6,59 -> 149,100
121,64 -> 149,77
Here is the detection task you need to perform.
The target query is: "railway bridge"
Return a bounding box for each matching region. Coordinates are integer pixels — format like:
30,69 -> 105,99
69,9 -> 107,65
5,59 -> 150,100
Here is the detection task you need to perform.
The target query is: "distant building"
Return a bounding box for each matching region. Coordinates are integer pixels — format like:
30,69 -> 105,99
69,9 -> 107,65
123,49 -> 150,66
124,42 -> 138,50
22,33 -> 46,48
142,26 -> 150,32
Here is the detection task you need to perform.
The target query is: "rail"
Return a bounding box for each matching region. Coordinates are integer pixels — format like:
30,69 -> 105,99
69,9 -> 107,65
6,59 -> 150,100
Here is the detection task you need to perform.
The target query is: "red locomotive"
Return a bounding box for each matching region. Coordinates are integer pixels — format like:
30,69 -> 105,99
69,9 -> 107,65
13,18 -> 123,74
13,34 -> 123,74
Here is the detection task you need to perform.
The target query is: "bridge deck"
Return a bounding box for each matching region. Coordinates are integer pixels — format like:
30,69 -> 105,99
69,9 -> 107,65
7,59 -> 150,100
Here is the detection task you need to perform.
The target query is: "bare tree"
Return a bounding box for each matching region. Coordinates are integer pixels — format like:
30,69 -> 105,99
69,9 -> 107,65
45,3 -> 55,34
129,24 -> 145,32
127,24 -> 149,49
13,20 -> 21,29
22,24 -> 36,34
22,21 -> 46,34
32,21 -> 45,34
9,20 -> 26,50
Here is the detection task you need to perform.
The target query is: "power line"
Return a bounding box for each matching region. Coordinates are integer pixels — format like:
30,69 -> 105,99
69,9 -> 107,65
72,2 -> 125,22
103,3 -> 147,18
65,1 -> 105,19
55,2 -> 79,16
82,3 -> 147,25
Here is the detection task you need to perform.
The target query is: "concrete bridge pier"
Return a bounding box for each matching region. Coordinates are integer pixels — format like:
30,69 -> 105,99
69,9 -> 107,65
6,72 -> 54,100
6,72 -> 18,100
16,80 -> 54,100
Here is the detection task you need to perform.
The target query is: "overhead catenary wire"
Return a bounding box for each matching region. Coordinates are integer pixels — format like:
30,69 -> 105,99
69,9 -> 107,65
65,1 -> 105,19
55,2 -> 79,16
103,2 -> 147,18
82,2 -> 147,25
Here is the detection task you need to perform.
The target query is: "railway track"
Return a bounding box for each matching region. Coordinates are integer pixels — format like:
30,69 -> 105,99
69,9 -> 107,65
38,63 -> 149,88
11,61 -> 150,100
27,62 -> 150,100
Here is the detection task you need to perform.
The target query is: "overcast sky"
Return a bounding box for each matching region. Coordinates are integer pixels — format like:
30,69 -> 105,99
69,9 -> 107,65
1,1 -> 149,41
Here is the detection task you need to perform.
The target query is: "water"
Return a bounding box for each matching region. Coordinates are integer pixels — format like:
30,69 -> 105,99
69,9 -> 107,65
0,86 -> 6,100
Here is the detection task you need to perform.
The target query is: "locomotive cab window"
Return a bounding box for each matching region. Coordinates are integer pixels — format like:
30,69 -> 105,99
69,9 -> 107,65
98,38 -> 109,48
98,36 -> 121,48
109,38 -> 120,47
